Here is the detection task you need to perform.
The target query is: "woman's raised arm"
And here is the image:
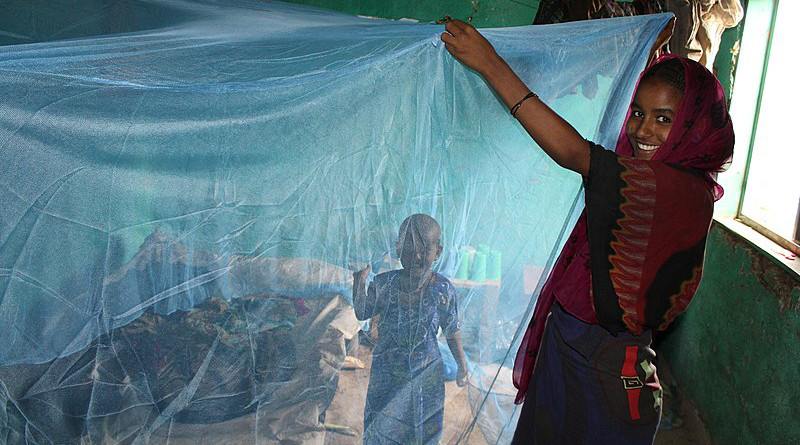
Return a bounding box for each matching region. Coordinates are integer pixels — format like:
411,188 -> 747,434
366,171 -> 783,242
441,19 -> 590,176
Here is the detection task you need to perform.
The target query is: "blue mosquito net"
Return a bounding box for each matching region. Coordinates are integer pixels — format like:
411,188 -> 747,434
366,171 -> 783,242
0,1 -> 671,443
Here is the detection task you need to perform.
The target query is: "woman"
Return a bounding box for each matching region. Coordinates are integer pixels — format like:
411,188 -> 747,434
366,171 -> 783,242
441,19 -> 734,444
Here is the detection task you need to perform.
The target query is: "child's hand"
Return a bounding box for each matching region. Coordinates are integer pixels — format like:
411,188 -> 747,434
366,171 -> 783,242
353,265 -> 371,287
456,365 -> 468,387
368,324 -> 379,345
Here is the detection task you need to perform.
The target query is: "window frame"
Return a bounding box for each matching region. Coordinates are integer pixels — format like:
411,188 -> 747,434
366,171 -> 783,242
716,0 -> 799,260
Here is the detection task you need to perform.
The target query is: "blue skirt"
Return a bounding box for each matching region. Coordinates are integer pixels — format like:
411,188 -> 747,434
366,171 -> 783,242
512,304 -> 662,444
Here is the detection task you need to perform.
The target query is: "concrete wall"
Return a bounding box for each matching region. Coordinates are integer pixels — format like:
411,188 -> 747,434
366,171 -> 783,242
660,224 -> 800,444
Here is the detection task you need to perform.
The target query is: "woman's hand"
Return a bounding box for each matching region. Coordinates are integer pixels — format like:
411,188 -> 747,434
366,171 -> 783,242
441,19 -> 503,76
440,18 -> 589,175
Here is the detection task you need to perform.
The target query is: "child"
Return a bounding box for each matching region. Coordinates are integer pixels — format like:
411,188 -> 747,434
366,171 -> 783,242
353,213 -> 468,445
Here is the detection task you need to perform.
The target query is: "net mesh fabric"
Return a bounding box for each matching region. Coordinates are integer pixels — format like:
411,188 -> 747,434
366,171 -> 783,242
0,1 -> 670,443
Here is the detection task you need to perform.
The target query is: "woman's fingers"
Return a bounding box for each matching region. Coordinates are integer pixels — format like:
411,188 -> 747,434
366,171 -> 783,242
441,34 -> 458,57
441,19 -> 499,75
442,19 -> 483,50
443,19 -> 459,36
443,19 -> 472,41
440,32 -> 454,45
441,20 -> 473,55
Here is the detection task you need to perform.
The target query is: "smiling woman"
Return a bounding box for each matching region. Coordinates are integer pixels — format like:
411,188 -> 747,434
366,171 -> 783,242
626,59 -> 686,161
441,17 -> 734,443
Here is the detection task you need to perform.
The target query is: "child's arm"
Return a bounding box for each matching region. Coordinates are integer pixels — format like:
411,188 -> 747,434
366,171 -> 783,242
440,280 -> 468,387
368,313 -> 380,344
352,265 -> 374,320
446,333 -> 468,387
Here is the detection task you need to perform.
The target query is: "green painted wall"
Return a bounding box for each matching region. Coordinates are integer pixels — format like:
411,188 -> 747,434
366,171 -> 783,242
667,4 -> 800,442
281,0 -> 540,27
0,0 -> 180,46
714,15 -> 746,102
660,223 -> 800,445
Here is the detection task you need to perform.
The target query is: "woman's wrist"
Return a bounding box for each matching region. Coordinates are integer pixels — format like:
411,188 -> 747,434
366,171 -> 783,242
484,65 -> 534,111
479,54 -> 511,84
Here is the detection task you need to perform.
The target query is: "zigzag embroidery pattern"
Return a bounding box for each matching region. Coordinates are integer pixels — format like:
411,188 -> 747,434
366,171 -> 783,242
658,265 -> 703,331
608,159 -> 656,334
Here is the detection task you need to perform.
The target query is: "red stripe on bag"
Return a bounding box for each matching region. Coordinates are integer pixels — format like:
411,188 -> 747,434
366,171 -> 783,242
621,345 -> 642,421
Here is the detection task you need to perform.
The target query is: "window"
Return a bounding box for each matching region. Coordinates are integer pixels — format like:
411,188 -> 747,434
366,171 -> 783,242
724,0 -> 799,256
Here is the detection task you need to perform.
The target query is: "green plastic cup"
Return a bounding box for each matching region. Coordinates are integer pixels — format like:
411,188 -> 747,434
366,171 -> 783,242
470,251 -> 487,282
455,248 -> 471,279
487,250 -> 502,281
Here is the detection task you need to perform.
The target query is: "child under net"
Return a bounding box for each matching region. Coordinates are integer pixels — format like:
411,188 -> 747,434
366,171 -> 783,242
352,214 -> 468,445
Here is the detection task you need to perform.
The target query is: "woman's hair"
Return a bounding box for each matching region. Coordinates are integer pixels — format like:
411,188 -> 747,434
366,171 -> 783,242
641,57 -> 685,94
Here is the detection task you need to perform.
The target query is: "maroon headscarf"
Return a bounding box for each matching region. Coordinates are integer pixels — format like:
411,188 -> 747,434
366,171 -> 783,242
617,54 -> 734,198
512,54 -> 735,403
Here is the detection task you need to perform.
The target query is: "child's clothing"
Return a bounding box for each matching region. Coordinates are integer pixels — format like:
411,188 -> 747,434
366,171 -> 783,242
354,270 -> 461,445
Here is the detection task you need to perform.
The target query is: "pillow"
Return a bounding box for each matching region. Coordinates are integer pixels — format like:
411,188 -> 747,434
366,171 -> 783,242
222,256 -> 353,299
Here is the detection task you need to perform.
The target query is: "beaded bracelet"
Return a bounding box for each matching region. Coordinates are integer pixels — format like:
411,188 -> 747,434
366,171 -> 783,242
510,91 -> 538,117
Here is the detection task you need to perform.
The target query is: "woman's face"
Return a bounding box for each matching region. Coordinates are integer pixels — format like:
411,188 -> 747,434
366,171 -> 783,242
626,78 -> 683,161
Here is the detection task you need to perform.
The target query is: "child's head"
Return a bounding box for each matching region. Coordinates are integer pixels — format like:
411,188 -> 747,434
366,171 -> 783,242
626,57 -> 685,161
396,214 -> 442,271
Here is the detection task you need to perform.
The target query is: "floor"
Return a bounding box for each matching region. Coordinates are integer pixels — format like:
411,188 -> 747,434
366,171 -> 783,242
324,342 -> 490,445
138,332 -> 713,445
651,359 -> 714,445
137,339 -> 714,444
323,342 -> 714,445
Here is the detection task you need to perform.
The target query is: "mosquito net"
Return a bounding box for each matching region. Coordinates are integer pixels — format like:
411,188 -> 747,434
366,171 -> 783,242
0,1 -> 671,443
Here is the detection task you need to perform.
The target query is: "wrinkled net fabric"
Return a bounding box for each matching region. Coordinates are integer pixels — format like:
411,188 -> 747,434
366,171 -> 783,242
0,1 -> 671,443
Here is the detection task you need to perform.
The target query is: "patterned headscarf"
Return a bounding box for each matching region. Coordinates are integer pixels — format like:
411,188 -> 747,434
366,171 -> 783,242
616,54 -> 735,199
